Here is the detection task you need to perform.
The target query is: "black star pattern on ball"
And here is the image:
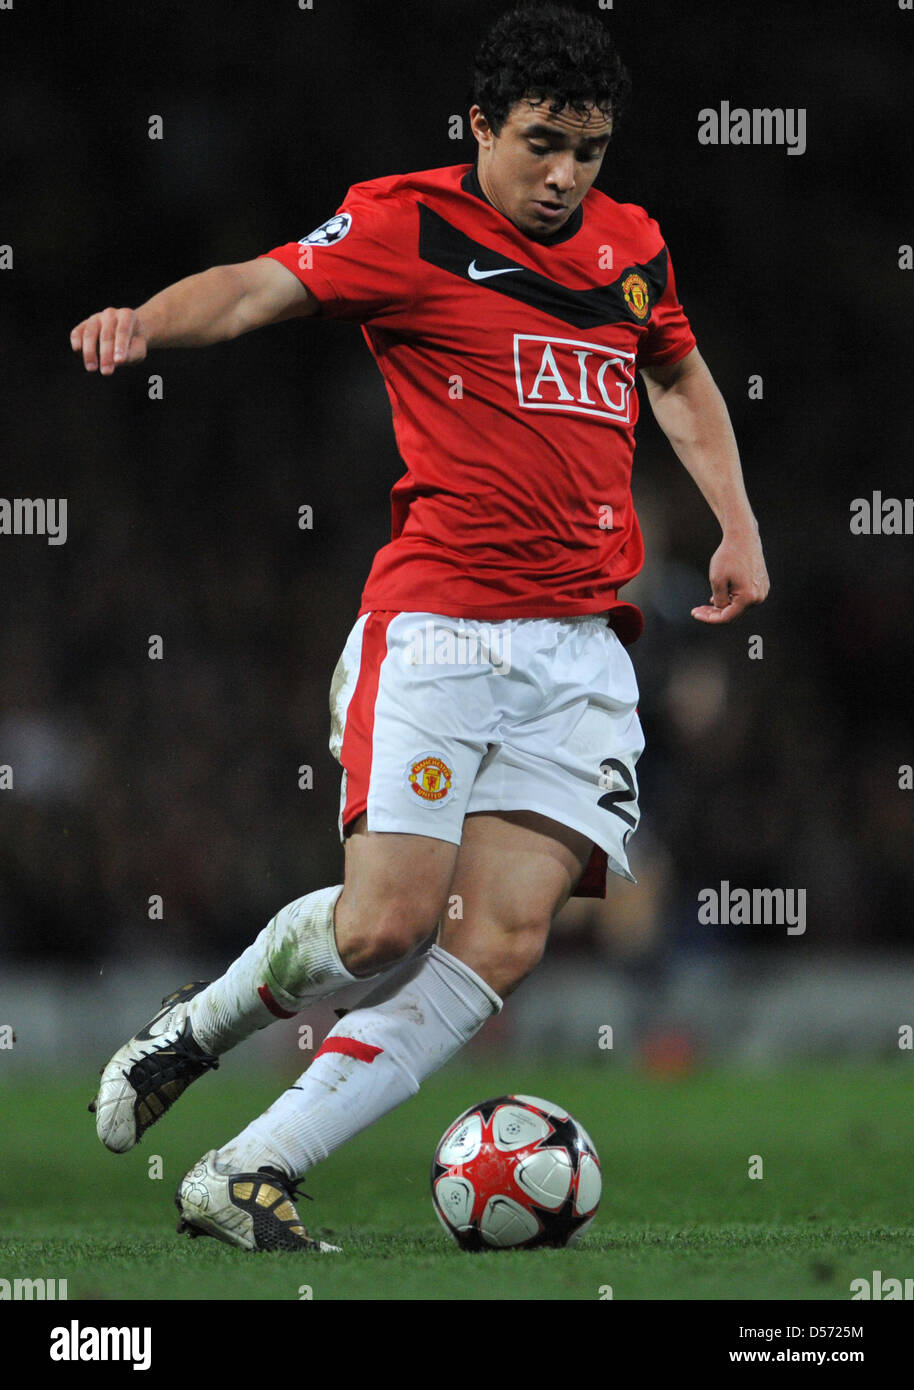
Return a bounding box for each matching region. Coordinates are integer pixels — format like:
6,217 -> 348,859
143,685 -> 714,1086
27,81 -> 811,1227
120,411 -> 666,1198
473,1095 -> 511,1125
529,1110 -> 587,1173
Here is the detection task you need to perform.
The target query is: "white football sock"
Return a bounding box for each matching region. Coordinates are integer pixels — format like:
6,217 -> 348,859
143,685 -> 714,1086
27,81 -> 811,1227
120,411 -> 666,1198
187,884 -> 363,1054
213,944 -> 502,1177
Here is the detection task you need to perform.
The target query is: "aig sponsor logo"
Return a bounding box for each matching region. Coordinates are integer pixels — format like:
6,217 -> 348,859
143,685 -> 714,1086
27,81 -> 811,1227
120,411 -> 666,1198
513,335 -> 636,422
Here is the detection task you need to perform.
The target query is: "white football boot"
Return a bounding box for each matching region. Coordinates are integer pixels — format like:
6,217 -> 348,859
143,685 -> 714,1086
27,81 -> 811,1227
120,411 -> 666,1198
90,981 -> 220,1152
175,1151 -> 341,1252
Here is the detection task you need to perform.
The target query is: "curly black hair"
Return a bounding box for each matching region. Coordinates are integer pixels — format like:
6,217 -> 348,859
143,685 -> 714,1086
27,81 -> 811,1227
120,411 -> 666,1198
472,1 -> 630,137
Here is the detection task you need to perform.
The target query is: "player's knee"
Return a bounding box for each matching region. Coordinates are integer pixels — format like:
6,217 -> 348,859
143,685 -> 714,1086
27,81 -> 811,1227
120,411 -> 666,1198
336,893 -> 442,977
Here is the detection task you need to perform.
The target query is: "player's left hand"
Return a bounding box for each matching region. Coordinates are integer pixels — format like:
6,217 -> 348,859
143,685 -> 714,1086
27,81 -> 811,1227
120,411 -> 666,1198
691,530 -> 770,624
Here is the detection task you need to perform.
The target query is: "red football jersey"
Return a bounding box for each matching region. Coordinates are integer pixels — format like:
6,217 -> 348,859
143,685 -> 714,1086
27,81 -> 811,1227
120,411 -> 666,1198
264,163 -> 696,643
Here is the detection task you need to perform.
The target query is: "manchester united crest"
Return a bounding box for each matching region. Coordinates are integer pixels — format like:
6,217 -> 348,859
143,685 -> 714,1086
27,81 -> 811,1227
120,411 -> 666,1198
622,272 -> 650,320
407,753 -> 453,805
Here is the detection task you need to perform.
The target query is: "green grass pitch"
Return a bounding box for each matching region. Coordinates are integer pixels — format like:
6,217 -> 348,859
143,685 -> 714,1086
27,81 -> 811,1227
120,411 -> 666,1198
1,1061 -> 911,1301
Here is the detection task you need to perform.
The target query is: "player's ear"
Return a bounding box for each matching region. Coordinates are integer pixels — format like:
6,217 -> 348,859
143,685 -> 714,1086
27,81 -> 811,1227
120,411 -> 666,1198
468,105 -> 495,150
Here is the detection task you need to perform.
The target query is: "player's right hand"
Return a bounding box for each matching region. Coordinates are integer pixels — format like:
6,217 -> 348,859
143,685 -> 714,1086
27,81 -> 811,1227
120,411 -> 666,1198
70,307 -> 148,374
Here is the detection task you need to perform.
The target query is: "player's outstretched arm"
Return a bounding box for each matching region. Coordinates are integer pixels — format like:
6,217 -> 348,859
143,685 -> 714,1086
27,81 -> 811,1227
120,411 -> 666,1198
70,257 -> 318,375
641,348 -> 770,624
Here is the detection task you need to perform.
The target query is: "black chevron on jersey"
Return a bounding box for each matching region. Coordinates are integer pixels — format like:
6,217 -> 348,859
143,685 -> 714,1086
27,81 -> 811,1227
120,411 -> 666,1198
417,202 -> 669,330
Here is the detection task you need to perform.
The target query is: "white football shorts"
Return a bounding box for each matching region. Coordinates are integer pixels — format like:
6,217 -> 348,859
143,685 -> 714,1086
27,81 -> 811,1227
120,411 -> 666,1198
328,611 -> 645,893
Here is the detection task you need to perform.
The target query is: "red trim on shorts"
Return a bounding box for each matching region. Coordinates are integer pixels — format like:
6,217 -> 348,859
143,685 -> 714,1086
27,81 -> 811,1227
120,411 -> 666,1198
258,983 -> 297,1019
575,844 -> 608,898
315,1036 -> 384,1064
340,611 -> 396,833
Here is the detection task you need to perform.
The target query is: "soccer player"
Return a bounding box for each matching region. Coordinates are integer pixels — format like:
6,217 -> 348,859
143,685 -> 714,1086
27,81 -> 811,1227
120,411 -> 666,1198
72,2 -> 769,1251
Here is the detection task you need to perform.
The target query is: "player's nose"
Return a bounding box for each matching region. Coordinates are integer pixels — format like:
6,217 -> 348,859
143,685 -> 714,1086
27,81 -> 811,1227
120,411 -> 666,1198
545,154 -> 576,194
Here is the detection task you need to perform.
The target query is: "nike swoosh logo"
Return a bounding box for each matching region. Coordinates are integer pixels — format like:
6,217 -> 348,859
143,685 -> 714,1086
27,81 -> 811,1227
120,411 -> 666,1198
134,1009 -> 178,1041
467,260 -> 523,280
134,1002 -> 188,1041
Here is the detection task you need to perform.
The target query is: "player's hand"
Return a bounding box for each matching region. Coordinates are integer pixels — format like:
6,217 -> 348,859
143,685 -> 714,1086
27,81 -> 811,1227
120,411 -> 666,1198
70,307 -> 148,374
691,529 -> 770,624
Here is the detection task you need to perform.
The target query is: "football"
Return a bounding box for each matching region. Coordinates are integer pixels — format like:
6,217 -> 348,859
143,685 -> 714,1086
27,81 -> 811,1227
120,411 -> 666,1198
431,1094 -> 601,1250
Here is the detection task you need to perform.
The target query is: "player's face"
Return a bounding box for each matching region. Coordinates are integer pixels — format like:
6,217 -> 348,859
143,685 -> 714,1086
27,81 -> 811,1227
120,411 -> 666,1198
470,98 -> 613,238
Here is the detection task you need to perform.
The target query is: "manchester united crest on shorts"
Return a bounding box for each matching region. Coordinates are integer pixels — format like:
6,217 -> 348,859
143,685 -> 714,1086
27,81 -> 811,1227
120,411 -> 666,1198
407,752 -> 453,805
622,272 -> 650,320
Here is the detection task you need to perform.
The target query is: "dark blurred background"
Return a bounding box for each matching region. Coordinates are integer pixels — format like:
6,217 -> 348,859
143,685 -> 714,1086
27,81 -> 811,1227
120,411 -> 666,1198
1,0 -> 912,1020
